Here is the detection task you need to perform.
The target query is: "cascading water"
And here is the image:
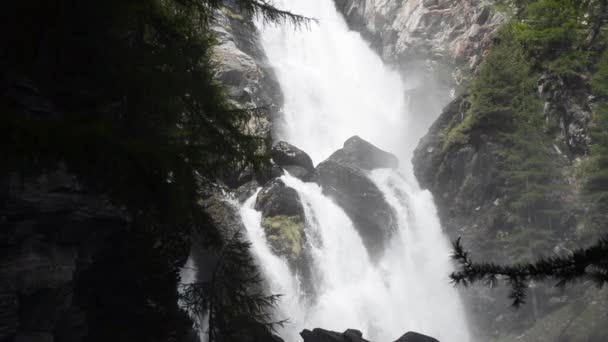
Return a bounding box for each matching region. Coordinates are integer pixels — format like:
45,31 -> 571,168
240,0 -> 472,341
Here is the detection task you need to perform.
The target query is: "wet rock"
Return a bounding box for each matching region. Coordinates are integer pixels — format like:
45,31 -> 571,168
315,137 -> 397,258
211,3 -> 284,187
255,179 -> 306,261
271,141 -> 315,181
235,180 -> 260,202
328,136 -> 398,170
201,191 -> 245,239
393,332 -> 440,342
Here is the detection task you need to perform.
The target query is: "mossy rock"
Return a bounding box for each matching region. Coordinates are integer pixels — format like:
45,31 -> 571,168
261,215 -> 304,260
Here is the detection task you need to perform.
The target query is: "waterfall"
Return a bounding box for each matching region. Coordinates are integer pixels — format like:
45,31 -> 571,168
240,0 -> 472,341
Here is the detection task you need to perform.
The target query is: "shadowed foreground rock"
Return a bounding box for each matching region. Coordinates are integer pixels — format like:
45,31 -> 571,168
299,328 -> 439,342
300,328 -> 370,342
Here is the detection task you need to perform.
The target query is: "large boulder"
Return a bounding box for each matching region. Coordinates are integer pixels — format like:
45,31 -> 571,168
314,137 -> 397,258
255,179 -> 305,218
328,136 -> 398,170
300,328 -> 370,342
393,332 -> 440,342
254,179 -> 306,262
271,141 -> 315,181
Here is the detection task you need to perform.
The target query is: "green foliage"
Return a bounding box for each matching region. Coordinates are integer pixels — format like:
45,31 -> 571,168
451,236 -> 608,307
450,0 -> 608,311
469,26 -> 538,127
500,125 -> 565,229
585,49 -> 608,228
442,24 -> 539,151
515,0 -> 585,57
180,230 -> 286,342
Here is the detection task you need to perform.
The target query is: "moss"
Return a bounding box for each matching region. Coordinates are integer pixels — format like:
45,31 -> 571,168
261,215 -> 304,258
442,110 -> 476,151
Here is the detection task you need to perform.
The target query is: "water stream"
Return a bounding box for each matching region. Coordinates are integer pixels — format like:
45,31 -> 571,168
240,0 -> 472,340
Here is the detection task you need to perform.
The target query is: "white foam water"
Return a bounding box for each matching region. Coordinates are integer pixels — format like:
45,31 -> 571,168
239,0 -> 473,341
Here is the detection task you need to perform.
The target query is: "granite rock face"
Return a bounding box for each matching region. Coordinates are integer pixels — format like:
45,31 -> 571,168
334,0 -> 507,81
212,4 -> 283,139
211,4 -> 285,188
412,75 -> 598,341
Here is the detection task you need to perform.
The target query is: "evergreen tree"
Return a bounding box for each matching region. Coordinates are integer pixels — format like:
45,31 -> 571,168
180,230 -> 286,342
0,1 -> 309,341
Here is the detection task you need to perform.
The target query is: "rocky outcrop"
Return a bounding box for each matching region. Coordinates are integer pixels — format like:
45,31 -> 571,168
211,4 -> 284,187
212,4 -> 283,138
271,141 -> 316,181
412,91 -> 587,339
201,190 -> 247,238
538,74 -> 593,156
315,136 -> 397,258
334,0 -> 507,81
411,54 -> 598,341
300,328 -> 439,342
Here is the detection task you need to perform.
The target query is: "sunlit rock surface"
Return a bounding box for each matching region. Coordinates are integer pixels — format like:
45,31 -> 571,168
334,0 -> 507,80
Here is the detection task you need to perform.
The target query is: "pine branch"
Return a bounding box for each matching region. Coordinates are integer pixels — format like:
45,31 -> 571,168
179,229 -> 287,341
450,236 -> 608,307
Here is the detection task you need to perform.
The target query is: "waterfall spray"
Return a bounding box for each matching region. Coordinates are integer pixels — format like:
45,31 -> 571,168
240,0 -> 473,340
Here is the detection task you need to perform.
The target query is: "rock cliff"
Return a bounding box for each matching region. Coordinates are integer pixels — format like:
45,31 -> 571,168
334,0 -> 507,82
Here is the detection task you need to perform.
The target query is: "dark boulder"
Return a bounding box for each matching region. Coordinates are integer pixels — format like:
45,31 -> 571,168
314,137 -> 397,258
300,328 -> 370,342
271,141 -> 315,181
393,332 -> 440,342
328,135 -> 398,170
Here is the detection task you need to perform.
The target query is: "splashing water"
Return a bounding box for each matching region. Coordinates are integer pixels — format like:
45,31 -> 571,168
240,0 -> 473,341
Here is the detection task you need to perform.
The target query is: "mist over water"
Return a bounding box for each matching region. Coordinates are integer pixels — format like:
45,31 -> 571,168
240,0 -> 472,341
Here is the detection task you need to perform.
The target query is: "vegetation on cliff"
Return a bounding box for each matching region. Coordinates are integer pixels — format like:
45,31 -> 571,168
448,0 -> 608,307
